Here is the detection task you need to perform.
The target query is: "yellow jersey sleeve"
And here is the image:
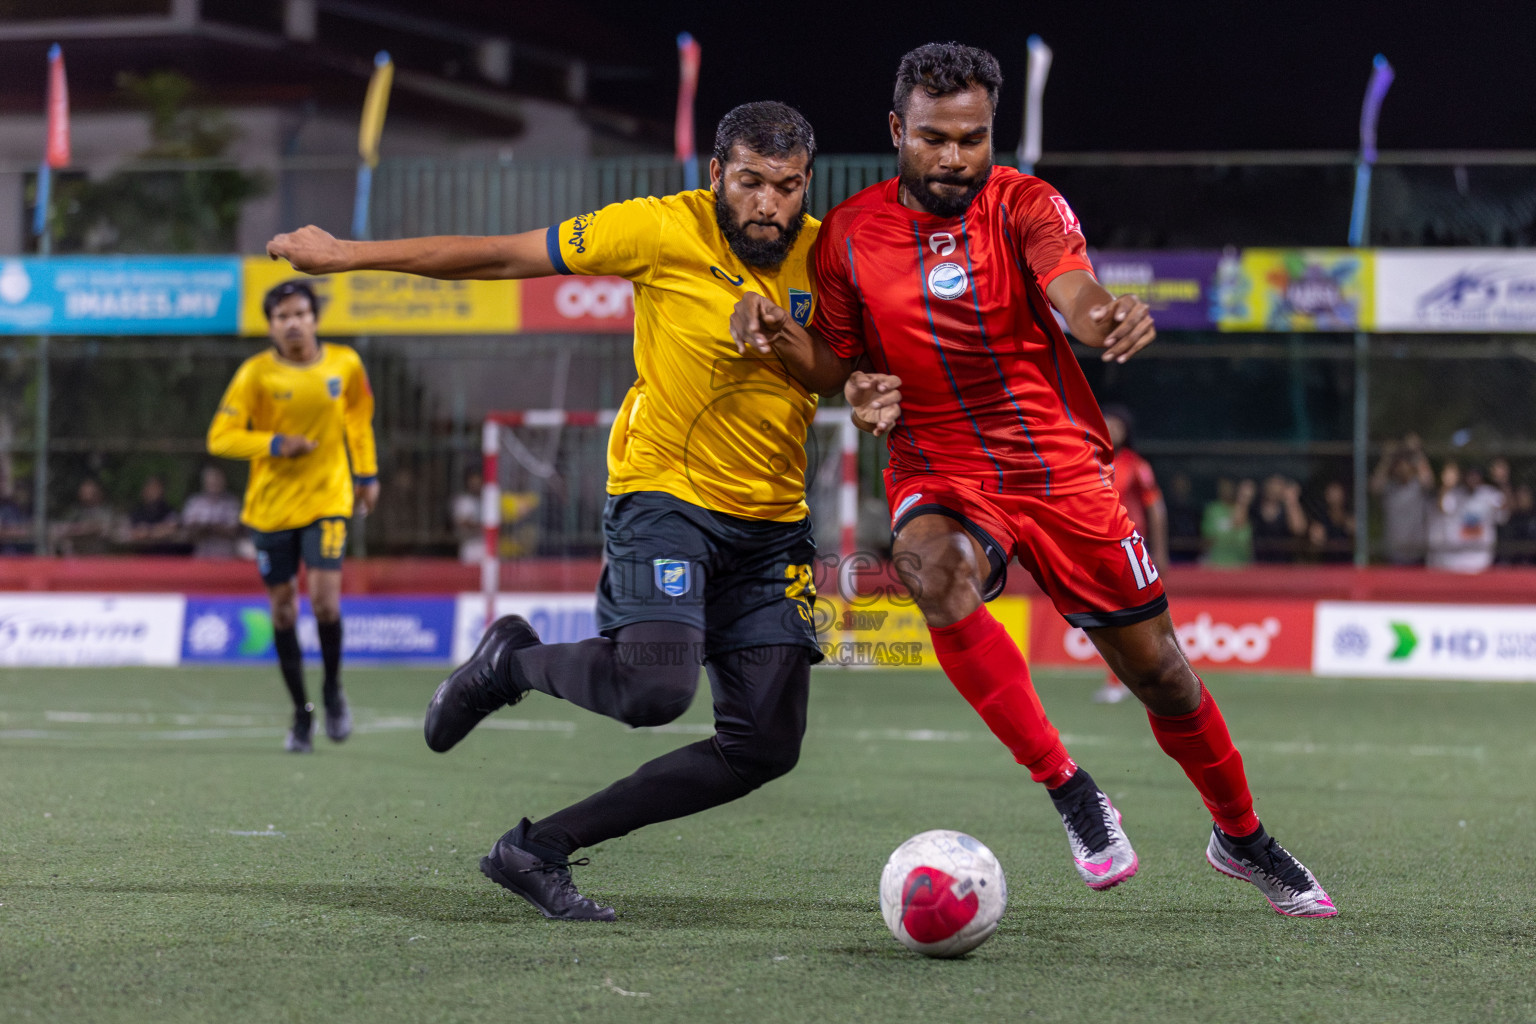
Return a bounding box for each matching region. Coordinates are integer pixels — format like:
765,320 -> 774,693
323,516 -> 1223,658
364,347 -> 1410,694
342,350 -> 378,480
207,359 -> 276,461
545,196 -> 665,282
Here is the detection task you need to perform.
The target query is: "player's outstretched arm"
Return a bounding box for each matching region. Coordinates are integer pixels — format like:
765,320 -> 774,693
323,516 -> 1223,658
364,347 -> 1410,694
730,293 -> 855,396
267,225 -> 556,280
1046,269 -> 1156,364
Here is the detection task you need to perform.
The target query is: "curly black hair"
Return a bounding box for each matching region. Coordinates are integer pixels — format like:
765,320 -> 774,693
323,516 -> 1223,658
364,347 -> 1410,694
892,42 -> 1003,118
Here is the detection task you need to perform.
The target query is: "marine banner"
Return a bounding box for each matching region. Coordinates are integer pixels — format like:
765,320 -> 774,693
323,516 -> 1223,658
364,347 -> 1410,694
240,257 -> 519,336
1089,250 -> 1219,330
1216,249 -> 1373,332
0,594 -> 184,666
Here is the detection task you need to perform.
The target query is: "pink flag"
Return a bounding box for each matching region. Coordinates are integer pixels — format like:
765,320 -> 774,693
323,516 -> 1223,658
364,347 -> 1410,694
675,33 -> 701,188
45,44 -> 69,169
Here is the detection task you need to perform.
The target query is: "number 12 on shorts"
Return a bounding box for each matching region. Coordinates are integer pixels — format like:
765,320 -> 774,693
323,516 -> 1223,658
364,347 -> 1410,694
1119,530 -> 1159,589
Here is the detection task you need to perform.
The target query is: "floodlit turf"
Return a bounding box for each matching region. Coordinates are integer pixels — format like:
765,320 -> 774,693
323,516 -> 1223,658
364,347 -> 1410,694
1,665 -> 1533,1023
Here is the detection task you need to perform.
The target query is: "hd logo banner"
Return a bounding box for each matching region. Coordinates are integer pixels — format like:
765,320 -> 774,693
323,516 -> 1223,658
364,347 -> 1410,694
1313,601 -> 1536,681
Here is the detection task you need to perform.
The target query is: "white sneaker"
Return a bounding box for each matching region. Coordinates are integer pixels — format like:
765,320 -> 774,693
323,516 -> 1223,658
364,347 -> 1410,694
1206,827 -> 1338,917
1052,774 -> 1139,890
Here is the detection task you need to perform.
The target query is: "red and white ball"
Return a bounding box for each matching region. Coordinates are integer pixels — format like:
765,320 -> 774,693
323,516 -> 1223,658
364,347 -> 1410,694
879,829 -> 1007,958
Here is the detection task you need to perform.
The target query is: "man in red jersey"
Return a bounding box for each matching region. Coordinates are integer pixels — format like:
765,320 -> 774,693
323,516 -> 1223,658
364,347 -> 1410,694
1095,405 -> 1168,704
732,43 -> 1335,917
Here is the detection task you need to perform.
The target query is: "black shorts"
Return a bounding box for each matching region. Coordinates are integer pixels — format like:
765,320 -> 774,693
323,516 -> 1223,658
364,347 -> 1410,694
596,491 -> 822,663
252,517 -> 348,586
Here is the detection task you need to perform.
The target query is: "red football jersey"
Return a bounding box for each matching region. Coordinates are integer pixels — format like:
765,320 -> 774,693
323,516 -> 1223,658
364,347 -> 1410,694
813,167 -> 1111,496
1111,446 -> 1162,539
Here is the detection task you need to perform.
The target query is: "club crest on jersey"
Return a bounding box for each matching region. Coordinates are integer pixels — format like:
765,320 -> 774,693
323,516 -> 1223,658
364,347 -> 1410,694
653,559 -> 691,597
928,232 -> 956,256
927,262 -> 969,300
788,288 -> 813,326
327,376 -> 342,398
1050,195 -> 1082,235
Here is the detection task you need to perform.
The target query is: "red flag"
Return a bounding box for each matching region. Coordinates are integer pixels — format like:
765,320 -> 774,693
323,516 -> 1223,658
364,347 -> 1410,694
45,44 -> 69,169
675,32 -> 701,186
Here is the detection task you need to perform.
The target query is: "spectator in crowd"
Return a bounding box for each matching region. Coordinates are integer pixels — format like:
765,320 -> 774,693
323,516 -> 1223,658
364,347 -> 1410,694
1163,471 -> 1203,564
1201,477 -> 1254,567
183,464 -> 245,558
52,477 -> 119,555
0,478 -> 32,554
1499,483 -> 1536,565
1307,480 -> 1355,563
1370,433 -> 1434,565
1250,474 -> 1309,562
125,475 -> 185,554
452,469 -> 484,565
1427,460 -> 1506,573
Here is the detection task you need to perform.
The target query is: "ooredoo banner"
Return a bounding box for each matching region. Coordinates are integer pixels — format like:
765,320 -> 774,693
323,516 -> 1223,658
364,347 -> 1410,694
1029,597 -> 1314,672
0,594 -> 184,666
1313,601 -> 1536,681
519,275 -> 634,333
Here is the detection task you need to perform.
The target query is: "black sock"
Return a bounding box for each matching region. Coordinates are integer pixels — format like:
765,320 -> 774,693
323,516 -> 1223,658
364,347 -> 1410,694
317,619 -> 343,702
1220,823 -> 1268,849
1048,766 -> 1096,806
273,626 -> 308,714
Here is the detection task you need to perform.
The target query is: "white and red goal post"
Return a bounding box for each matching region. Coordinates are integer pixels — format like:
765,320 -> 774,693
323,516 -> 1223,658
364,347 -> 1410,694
480,407 -> 861,623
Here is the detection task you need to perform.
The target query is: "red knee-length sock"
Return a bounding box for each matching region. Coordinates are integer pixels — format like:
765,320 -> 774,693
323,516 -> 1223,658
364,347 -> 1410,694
929,606 -> 1075,786
1146,682 -> 1260,837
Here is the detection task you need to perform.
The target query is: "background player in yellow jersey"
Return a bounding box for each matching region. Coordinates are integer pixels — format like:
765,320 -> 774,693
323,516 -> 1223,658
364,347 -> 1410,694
207,280 -> 380,753
268,103 -> 838,920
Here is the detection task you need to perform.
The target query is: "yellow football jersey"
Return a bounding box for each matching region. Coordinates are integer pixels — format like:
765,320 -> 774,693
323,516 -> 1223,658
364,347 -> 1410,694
548,189 -> 820,522
207,344 -> 378,532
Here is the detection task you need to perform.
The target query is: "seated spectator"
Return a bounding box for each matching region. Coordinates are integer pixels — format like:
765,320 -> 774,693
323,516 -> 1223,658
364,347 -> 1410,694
0,479 -> 32,554
1251,474 -> 1308,562
125,475 -> 186,554
1370,434 -> 1434,565
1427,460 -> 1506,573
52,477 -> 119,556
1164,472 -> 1203,564
452,469 -> 484,565
1308,480 -> 1355,563
183,465 -> 245,558
1201,477 -> 1254,566
1499,484 -> 1536,565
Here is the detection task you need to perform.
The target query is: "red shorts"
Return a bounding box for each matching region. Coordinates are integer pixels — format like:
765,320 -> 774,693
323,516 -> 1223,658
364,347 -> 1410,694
885,471 -> 1167,628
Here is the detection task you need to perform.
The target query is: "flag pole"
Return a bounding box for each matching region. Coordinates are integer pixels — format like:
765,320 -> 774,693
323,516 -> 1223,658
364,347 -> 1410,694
675,33 -> 701,190
352,50 -> 394,241
33,43 -> 68,556
1017,35 -> 1052,174
1349,54 -> 1393,567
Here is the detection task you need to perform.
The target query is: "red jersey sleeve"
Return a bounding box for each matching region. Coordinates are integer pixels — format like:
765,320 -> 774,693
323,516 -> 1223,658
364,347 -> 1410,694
1011,180 -> 1096,293
1118,450 -> 1163,506
809,226 -> 866,361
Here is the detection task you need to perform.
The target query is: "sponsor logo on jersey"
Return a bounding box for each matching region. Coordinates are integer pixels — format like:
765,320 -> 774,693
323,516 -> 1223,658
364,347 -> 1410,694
926,262 -> 969,300
892,492 -> 923,523
565,213 -> 593,254
929,232 -> 956,256
652,558 -> 692,597
327,376 -> 342,398
788,288 -> 813,326
1050,195 -> 1081,235
272,390 -> 292,401
710,266 -> 745,287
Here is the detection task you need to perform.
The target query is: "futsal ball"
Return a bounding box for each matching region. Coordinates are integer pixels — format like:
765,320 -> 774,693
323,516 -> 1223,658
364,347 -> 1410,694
879,829 -> 1006,958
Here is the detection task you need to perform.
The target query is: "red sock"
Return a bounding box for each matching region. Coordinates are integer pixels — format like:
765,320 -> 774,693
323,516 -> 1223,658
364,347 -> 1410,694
929,606 -> 1075,786
1146,682 -> 1259,836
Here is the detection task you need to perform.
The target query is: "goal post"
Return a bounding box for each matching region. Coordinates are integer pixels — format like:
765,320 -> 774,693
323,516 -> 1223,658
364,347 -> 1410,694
480,407 -> 861,625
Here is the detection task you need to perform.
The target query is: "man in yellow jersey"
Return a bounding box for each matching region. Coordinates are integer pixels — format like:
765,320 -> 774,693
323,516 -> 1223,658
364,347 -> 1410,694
267,103 -> 832,920
207,280 -> 380,753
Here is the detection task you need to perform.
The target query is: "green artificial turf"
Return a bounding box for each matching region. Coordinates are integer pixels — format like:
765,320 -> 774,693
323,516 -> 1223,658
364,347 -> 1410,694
1,665 -> 1532,1023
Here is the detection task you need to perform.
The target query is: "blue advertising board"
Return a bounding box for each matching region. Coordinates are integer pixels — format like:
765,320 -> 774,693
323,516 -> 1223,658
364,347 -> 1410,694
0,256 -> 241,335
182,595 -> 456,664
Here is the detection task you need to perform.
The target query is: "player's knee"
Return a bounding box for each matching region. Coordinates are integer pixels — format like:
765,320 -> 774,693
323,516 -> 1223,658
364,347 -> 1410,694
719,728 -> 802,790
311,600 -> 341,623
613,665 -> 698,728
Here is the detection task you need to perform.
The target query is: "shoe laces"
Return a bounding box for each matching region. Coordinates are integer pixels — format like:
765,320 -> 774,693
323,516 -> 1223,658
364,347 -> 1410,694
1062,791 -> 1113,854
1250,838 -> 1313,893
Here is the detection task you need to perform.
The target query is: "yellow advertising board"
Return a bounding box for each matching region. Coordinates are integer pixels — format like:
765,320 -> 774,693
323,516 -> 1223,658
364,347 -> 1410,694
240,257 -> 519,336
1215,248 -> 1374,332
811,594 -> 1030,669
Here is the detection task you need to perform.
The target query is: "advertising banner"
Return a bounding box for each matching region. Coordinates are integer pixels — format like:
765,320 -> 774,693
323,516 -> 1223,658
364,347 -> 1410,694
453,593 -> 602,662
1216,249 -> 1373,332
1030,597 -> 1314,672
1373,250 -> 1536,332
241,258 -> 519,336
0,594 -> 184,666
519,275 -> 634,333
815,595 -> 1029,669
1089,250 -> 1219,330
0,257 -> 240,335
183,595 -> 455,664
1313,601 -> 1536,681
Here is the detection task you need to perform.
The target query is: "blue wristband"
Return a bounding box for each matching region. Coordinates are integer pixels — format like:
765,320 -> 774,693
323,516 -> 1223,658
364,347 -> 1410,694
269,435 -> 284,456
354,475 -> 378,486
